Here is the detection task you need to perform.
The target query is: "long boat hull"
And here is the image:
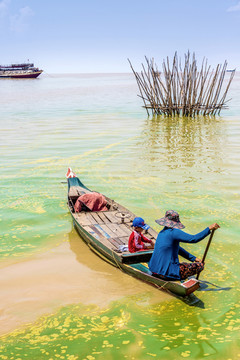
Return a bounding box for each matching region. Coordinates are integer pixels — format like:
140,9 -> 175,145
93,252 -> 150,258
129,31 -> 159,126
67,176 -> 200,297
0,70 -> 43,79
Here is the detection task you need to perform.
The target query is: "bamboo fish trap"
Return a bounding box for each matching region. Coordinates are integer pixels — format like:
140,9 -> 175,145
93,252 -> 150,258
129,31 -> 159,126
129,51 -> 235,117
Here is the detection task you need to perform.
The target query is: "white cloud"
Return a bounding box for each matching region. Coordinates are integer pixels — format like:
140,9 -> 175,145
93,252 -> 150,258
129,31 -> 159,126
0,0 -> 10,17
227,2 -> 240,12
10,6 -> 34,33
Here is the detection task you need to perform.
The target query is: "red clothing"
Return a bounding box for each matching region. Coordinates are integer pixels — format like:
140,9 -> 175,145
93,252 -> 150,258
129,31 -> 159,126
74,192 -> 108,213
128,230 -> 152,253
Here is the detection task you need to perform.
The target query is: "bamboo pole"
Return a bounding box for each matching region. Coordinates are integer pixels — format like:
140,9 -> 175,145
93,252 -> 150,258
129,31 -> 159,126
129,52 -> 235,117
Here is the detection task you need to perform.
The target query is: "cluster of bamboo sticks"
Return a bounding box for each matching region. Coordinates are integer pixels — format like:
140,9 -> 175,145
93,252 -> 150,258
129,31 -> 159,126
129,51 -> 235,117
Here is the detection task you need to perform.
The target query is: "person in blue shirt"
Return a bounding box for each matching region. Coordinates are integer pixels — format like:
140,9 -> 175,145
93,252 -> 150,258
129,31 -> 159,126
148,210 -> 220,280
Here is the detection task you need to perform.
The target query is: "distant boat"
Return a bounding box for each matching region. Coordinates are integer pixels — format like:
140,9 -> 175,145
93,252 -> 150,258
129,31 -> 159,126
0,62 -> 43,78
226,69 -> 235,73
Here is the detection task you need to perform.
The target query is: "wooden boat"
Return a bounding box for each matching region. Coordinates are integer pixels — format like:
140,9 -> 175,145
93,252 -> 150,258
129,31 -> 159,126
67,173 -> 200,297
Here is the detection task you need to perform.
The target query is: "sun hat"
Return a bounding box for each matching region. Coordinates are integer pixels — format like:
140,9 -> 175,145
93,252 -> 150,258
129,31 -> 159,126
155,210 -> 185,229
132,217 -> 150,230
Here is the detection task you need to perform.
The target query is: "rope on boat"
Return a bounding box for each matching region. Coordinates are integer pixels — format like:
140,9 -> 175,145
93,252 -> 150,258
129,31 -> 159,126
112,248 -> 170,292
111,248 -> 124,271
60,181 -> 75,208
153,281 -> 169,291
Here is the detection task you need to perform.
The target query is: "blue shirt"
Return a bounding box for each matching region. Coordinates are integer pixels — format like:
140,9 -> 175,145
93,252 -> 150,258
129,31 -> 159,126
148,227 -> 210,280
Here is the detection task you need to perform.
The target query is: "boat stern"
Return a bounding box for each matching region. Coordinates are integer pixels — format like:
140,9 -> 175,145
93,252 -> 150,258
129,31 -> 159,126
181,278 -> 200,295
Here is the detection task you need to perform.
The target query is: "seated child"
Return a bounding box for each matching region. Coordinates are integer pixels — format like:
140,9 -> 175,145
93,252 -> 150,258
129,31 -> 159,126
128,217 -> 154,253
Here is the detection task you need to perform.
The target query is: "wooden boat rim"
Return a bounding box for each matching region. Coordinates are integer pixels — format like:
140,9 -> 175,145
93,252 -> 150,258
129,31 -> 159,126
67,176 -> 200,296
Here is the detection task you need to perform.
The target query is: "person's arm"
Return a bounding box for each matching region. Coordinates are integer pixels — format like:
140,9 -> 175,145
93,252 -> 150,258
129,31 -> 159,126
173,227 -> 211,244
174,223 -> 220,244
135,242 -> 144,250
141,234 -> 154,248
178,246 -> 196,261
141,234 -> 152,243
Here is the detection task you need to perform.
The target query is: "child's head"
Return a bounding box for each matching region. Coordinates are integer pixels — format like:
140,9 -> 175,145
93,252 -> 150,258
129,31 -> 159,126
132,217 -> 150,233
134,226 -> 144,233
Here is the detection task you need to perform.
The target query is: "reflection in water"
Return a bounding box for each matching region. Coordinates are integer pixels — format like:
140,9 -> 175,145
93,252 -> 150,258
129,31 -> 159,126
164,289 -> 205,308
68,226 -> 116,273
68,225 -> 123,273
197,279 -> 232,292
68,226 -> 171,303
140,115 -> 227,173
68,226 -> 93,266
69,225 -> 207,309
180,293 -> 205,308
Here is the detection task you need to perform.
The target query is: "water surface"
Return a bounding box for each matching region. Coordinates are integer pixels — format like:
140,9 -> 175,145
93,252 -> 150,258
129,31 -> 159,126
0,73 -> 239,359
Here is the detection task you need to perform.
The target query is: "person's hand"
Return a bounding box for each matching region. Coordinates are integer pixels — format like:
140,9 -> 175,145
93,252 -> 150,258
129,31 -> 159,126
209,223 -> 220,231
194,257 -> 202,263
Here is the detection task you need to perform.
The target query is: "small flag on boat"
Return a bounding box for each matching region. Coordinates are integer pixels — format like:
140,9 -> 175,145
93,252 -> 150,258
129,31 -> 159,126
66,167 -> 76,178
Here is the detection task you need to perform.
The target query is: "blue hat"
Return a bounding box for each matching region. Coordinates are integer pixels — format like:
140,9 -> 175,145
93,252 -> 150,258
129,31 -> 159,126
132,217 -> 150,230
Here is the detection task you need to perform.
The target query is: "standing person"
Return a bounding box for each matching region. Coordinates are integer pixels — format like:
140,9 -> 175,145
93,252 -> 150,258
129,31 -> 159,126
148,210 -> 220,280
128,217 -> 154,253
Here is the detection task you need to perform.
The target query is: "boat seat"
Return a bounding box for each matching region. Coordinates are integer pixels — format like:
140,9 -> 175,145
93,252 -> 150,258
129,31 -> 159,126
130,263 -> 152,275
121,250 -> 153,264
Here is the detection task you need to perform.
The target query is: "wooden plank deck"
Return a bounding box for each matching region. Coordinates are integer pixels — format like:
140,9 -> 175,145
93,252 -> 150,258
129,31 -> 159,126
85,212 -> 100,225
95,211 -> 107,223
146,227 -> 158,239
97,223 -> 115,238
108,238 -> 121,249
105,222 -> 128,237
74,213 -> 92,226
100,210 -> 132,224
118,223 -> 132,236
74,209 -> 157,258
83,225 -> 118,250
116,236 -> 129,245
91,212 -> 105,224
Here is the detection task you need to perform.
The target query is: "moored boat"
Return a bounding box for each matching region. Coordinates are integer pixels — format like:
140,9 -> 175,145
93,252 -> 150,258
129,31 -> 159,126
66,169 -> 200,297
0,62 -> 43,78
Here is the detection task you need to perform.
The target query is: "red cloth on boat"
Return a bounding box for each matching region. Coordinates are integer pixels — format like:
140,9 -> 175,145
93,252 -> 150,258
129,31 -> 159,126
74,192 -> 108,212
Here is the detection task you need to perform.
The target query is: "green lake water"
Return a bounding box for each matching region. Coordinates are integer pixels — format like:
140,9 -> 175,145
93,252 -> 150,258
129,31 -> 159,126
0,73 -> 239,359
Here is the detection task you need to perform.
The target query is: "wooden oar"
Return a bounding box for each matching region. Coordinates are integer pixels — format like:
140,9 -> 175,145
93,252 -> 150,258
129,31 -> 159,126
196,229 -> 216,280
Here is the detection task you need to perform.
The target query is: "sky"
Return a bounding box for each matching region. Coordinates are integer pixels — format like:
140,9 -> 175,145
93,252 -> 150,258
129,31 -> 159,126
0,0 -> 239,73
